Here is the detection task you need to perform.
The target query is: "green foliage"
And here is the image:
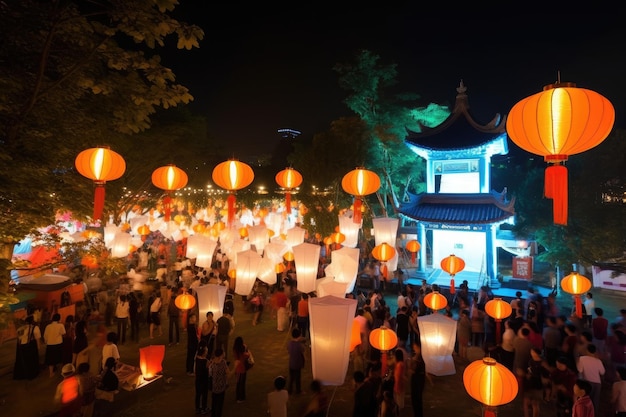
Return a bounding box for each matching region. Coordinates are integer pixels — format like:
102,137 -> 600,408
0,0 -> 204,241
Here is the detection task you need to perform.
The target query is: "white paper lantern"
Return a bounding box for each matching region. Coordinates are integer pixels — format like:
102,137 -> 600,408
247,224 -> 269,253
264,241 -> 289,265
235,249 -> 262,296
309,295 -> 358,385
417,313 -> 458,376
110,232 -> 131,258
196,284 -> 227,321
285,226 -> 306,249
328,247 -> 360,293
338,214 -> 361,248
193,238 -> 218,269
373,217 -> 399,272
257,256 -> 277,285
316,276 -> 350,298
293,242 -> 320,294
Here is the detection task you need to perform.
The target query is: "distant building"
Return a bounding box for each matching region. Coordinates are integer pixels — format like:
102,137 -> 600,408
277,128 -> 301,139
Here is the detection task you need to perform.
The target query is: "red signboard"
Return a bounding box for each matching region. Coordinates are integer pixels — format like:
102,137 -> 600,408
512,257 -> 533,280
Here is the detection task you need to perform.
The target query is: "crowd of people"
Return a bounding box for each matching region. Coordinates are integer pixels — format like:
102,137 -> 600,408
9,237 -> 626,417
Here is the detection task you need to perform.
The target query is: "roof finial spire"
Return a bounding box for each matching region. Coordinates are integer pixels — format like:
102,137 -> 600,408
457,79 -> 467,95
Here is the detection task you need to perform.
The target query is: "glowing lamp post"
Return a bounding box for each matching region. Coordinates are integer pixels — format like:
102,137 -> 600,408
441,254 -> 465,295
406,240 -> 421,264
484,298 -> 512,345
341,167 -> 381,224
463,357 -> 518,417
506,81 -> 615,225
75,146 -> 126,221
560,272 -> 592,318
152,164 -> 188,222
275,167 -> 303,216
369,326 -> 398,376
212,159 -> 254,226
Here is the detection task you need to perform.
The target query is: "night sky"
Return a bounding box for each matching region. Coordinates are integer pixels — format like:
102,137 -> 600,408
161,6 -> 626,159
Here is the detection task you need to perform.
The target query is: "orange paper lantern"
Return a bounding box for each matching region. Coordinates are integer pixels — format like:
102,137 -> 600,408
424,291 -> 447,311
341,167 -> 381,224
485,298 -> 513,345
212,159 -> 254,226
405,240 -> 420,264
560,272 -> 592,318
275,167 -> 303,214
463,357 -> 518,408
369,326 -> 398,376
371,243 -> 396,262
75,146 -> 126,221
152,165 -> 188,222
506,82 -> 615,225
174,291 -> 196,310
441,254 -> 465,294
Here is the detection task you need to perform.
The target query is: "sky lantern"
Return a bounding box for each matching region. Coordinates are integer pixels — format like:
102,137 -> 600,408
417,312 -> 457,376
212,159 -> 254,226
341,167 -> 381,224
75,146 -> 126,221
406,240 -> 420,264
463,357 -> 518,417
139,345 -> 165,381
441,254 -> 465,295
369,326 -> 398,376
152,164 -> 188,222
275,167 -> 303,215
484,298 -> 512,345
560,272 -> 592,318
506,81 -> 615,225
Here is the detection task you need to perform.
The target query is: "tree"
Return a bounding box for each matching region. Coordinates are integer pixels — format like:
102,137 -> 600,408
333,50 -> 449,209
0,0 -> 203,310
0,0 -> 204,241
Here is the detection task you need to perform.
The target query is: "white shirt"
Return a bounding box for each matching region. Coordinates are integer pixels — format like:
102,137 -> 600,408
102,343 -> 120,368
43,320 -> 65,346
267,389 -> 289,417
577,355 -> 605,383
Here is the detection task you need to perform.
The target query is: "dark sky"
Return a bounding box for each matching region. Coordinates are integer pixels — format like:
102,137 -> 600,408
162,6 -> 626,159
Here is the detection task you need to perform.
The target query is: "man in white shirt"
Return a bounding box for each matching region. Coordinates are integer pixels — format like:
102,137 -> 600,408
577,343 -> 605,415
43,313 -> 66,377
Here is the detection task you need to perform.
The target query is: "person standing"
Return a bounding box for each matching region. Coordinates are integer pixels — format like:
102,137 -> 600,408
194,345 -> 210,414
209,348 -> 229,417
612,367 -> 626,417
13,315 -> 41,380
572,379 -> 595,417
115,294 -> 129,345
410,342 -> 432,417
101,331 -> 120,371
54,363 -> 81,417
128,292 -> 141,343
186,313 -> 200,375
272,287 -> 289,332
72,320 -> 88,367
583,293 -> 595,328
233,336 -> 250,403
287,328 -> 306,395
395,306 -> 410,350
149,292 -> 162,339
576,343 -> 605,415
76,362 -> 98,417
44,312 -> 66,377
200,311 -> 217,358
267,376 -> 289,417
216,311 -> 234,361
352,370 -> 375,417
591,307 -> 609,353
168,288 -> 180,346
297,293 -> 310,339
392,348 -> 407,410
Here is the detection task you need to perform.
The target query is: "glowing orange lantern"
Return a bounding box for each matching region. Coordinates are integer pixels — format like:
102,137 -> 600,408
75,146 -> 126,221
349,319 -> 362,352
424,291 -> 447,311
441,254 -> 465,295
239,227 -> 249,238
81,254 -> 98,268
371,242 -> 396,262
275,167 -> 303,215
405,240 -> 420,264
152,164 -> 188,222
212,159 -> 254,226
560,272 -> 592,318
331,231 -> 346,248
369,326 -> 397,376
174,290 -> 196,310
341,167 -> 381,224
506,82 -> 614,225
485,298 -> 513,345
139,345 -> 165,380
463,357 -> 518,416
275,262 -> 285,274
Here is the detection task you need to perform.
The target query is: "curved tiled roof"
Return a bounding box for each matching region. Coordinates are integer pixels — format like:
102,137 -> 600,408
398,191 -> 515,224
405,81 -> 507,151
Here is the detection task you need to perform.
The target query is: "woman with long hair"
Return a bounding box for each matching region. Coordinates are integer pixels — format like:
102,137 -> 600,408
233,336 -> 250,403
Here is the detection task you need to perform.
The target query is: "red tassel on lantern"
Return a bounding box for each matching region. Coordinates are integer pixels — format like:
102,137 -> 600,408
227,194 -> 236,226
353,198 -> 362,224
450,278 -> 455,295
93,183 -> 106,221
285,192 -> 291,216
544,164 -> 568,225
575,295 -> 583,318
163,194 -> 172,222
381,263 -> 388,279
